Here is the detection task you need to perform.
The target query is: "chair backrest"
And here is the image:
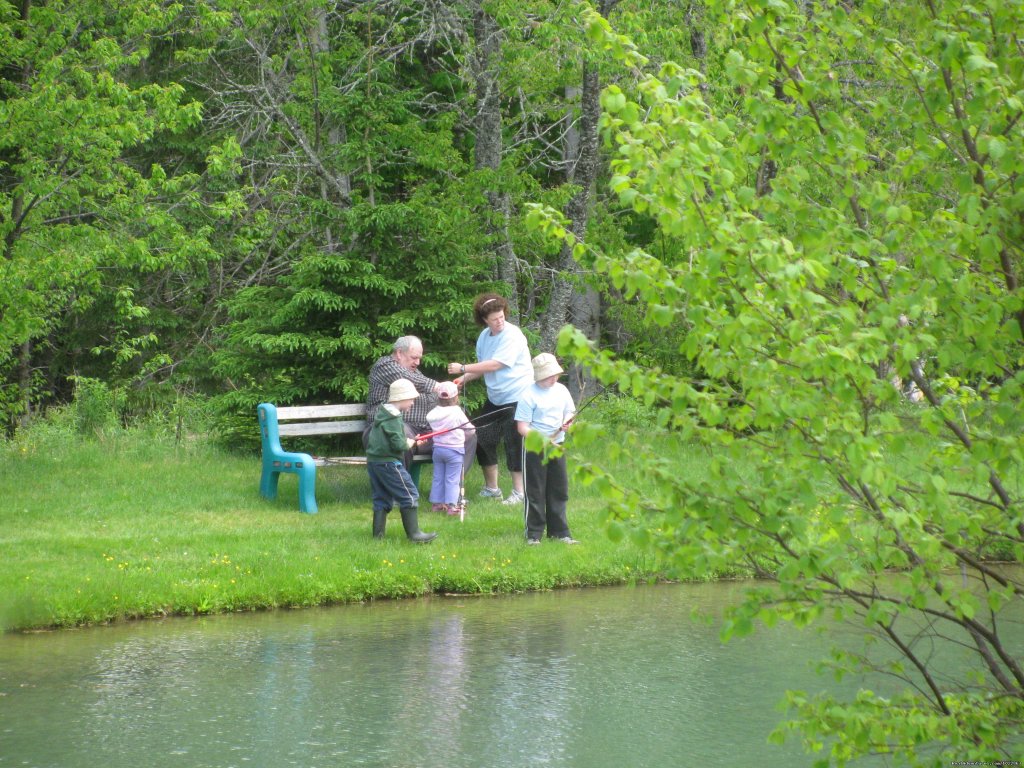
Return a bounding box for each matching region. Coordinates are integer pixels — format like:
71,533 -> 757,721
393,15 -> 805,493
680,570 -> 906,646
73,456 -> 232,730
257,403 -> 283,454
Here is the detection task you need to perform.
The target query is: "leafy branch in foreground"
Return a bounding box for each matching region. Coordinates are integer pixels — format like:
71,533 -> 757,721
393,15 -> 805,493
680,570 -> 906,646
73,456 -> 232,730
535,1 -> 1024,764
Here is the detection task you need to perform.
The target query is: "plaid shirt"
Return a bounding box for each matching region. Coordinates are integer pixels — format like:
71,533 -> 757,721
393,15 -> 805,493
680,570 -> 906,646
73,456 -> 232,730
366,355 -> 438,432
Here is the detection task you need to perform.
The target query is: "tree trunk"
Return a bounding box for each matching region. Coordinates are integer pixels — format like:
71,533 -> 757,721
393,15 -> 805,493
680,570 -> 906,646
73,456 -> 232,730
311,7 -> 351,254
684,1 -> 709,96
552,80 -> 603,400
538,1 -> 620,375
17,339 -> 32,428
471,3 -> 519,317
538,58 -> 602,401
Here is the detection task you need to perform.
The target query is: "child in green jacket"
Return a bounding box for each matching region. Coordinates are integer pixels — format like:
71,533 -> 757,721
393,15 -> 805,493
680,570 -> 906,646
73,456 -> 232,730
366,378 -> 437,542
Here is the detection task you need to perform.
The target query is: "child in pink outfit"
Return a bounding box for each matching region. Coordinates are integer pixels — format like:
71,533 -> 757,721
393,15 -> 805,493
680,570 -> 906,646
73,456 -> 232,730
426,382 -> 475,514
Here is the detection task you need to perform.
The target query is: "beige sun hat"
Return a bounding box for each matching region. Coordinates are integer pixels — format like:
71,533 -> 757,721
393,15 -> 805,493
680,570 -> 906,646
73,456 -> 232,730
388,378 -> 419,402
532,353 -> 564,381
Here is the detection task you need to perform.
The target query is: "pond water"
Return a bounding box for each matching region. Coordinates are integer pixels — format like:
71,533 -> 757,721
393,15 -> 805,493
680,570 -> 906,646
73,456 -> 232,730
0,581 -> 999,767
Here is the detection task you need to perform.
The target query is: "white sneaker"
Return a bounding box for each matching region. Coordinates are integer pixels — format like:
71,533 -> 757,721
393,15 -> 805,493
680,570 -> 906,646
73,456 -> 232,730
478,487 -> 503,499
502,489 -> 525,506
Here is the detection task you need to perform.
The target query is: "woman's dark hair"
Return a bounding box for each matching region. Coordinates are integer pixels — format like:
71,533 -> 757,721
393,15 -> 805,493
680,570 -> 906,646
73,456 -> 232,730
472,293 -> 509,327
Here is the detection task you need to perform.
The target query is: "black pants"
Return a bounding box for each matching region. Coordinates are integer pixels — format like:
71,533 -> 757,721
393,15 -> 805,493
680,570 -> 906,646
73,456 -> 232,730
522,447 -> 570,540
475,399 -> 522,472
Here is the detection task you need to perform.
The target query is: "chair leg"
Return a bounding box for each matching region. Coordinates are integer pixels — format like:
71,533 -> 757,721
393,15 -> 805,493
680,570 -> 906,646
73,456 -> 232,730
260,467 -> 280,500
297,461 -> 318,514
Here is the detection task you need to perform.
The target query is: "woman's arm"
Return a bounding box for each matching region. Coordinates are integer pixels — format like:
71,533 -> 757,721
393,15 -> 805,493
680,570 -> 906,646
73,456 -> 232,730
447,358 -> 504,383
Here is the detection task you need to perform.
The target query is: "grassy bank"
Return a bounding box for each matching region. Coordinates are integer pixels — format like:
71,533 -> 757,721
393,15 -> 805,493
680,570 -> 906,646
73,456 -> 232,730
1,421 -> 668,631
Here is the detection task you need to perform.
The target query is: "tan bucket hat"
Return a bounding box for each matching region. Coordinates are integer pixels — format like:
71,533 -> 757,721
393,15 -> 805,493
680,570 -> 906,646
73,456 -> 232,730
388,378 -> 419,402
532,353 -> 564,381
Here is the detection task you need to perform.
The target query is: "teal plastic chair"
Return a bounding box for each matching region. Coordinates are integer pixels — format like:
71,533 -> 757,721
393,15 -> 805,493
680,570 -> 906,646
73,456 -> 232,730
258,403 -> 318,514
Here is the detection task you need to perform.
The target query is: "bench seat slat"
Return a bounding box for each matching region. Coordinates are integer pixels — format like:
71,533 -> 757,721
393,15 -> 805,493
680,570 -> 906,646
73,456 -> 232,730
312,454 -> 432,466
313,456 -> 368,467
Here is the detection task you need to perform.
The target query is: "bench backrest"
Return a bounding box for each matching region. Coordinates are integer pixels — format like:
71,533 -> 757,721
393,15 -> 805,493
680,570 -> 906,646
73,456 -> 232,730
275,404 -> 368,437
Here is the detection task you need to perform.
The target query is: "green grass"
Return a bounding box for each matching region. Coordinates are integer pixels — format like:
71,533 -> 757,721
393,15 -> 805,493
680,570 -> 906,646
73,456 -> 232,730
0,427 -> 665,631
13,397 -> 1002,633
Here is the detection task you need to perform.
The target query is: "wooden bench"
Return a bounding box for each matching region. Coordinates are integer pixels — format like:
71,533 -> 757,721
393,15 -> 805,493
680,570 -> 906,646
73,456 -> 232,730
257,402 -> 431,514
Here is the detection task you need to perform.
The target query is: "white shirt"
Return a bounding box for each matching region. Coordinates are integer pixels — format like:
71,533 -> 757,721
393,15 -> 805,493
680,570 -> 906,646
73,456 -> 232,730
514,382 -> 575,445
476,322 -> 533,405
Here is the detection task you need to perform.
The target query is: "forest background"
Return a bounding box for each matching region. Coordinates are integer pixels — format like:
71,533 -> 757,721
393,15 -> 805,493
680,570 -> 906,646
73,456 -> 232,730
3,0 -> 1024,766
1,0 -> 650,430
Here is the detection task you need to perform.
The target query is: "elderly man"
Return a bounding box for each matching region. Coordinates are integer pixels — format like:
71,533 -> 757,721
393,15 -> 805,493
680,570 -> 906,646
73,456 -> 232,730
365,337 -> 476,477
367,336 -> 439,434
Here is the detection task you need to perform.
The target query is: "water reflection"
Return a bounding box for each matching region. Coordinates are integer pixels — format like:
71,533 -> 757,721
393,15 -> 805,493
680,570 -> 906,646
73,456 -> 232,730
2,582 -> 1014,767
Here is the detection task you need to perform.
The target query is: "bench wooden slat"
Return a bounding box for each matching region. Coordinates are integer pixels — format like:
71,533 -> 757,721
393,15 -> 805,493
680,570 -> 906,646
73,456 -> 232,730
276,404 -> 367,420
279,420 -> 367,437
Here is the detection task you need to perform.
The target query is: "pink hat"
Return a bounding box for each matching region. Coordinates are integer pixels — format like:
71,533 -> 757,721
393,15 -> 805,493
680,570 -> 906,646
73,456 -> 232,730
437,381 -> 459,400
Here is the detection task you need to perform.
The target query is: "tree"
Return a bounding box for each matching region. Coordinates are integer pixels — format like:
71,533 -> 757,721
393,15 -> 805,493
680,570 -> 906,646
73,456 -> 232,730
0,0 -> 207,429
207,0 -> 495,419
470,0 -> 520,310
207,0 -> 627,418
537,1 -> 610,352
533,1 -> 1024,763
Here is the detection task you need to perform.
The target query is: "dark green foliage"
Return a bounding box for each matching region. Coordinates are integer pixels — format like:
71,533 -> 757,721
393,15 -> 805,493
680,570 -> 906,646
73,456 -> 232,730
1,0 -> 663,434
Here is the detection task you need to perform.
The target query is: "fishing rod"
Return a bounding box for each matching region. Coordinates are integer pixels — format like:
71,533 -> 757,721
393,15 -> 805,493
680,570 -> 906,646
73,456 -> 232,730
563,386 -> 607,429
453,374 -> 474,523
413,404 -> 516,442
456,452 -> 467,523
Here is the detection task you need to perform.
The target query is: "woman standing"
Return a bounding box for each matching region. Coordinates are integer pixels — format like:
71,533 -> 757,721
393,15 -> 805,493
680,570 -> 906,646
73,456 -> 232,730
448,293 -> 533,505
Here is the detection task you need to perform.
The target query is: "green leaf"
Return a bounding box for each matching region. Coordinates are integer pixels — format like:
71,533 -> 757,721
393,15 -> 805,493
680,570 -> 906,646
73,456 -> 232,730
651,304 -> 674,326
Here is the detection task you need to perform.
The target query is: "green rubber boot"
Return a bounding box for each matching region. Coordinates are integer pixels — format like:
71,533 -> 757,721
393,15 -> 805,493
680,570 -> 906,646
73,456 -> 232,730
400,507 -> 437,543
373,509 -> 388,539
